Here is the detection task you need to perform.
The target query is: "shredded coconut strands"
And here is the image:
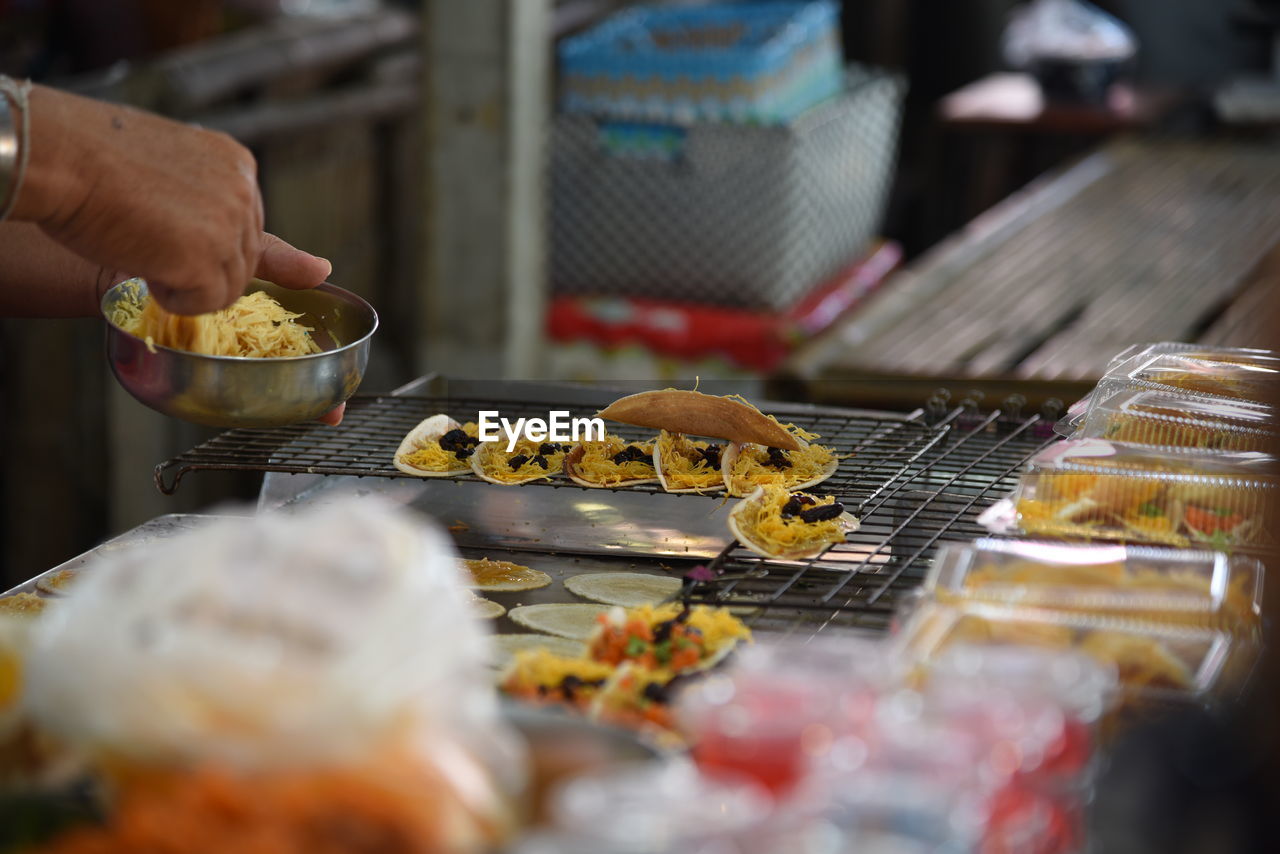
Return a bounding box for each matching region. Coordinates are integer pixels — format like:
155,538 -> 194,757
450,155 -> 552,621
112,286 -> 322,358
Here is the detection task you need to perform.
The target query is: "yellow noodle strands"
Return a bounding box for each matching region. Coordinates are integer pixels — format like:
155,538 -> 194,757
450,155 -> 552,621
111,287 -> 322,358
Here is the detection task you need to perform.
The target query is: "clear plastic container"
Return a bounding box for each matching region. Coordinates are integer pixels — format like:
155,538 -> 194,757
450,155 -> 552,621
926,539 -> 1264,630
677,634 -> 899,798
1058,343 -> 1278,437
548,760 -> 774,854
1071,387 -> 1276,451
922,643 -> 1113,787
898,599 -> 1238,705
1111,351 -> 1280,404
1103,343 -> 1279,377
1004,439 -> 1275,548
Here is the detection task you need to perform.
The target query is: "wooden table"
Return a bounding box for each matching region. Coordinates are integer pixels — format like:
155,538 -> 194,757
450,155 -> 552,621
931,72 -> 1185,237
777,138 -> 1280,410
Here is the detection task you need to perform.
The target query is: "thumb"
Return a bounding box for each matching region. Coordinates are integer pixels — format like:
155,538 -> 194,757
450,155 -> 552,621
148,280 -> 234,316
255,232 -> 332,290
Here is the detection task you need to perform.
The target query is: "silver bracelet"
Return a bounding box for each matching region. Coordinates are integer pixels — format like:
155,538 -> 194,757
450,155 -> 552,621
0,76 -> 33,221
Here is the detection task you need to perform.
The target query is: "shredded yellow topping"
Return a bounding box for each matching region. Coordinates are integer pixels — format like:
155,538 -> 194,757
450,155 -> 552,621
0,647 -> 20,710
944,613 -> 1195,692
501,649 -> 613,692
1104,415 -> 1260,451
967,559 -> 1127,589
734,486 -> 847,554
111,282 -> 322,358
962,561 -> 1258,628
725,437 -> 836,497
570,436 -> 655,485
617,603 -> 753,651
476,437 -> 565,482
0,594 -> 45,618
1079,631 -> 1193,690
655,431 -> 722,491
401,422 -> 479,472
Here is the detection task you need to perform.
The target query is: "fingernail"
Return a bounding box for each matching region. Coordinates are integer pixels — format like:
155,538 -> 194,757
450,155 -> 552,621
316,257 -> 333,279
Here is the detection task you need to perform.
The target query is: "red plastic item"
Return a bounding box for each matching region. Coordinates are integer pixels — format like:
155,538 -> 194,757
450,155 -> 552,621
982,783 -> 1081,854
693,727 -> 809,798
547,241 -> 903,373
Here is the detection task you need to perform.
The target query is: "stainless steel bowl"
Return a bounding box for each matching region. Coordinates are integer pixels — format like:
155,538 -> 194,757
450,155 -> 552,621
102,278 -> 377,428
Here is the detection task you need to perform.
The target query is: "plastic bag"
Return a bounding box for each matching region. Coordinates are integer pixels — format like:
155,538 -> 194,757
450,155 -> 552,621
21,496 -> 522,846
1003,0 -> 1137,67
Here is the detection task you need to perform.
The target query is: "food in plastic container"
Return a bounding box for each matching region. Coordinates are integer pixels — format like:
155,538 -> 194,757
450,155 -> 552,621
37,758 -> 508,854
898,599 -> 1240,706
21,496 -> 520,851
0,594 -> 47,618
34,569 -> 82,596
926,539 -> 1263,630
1058,343 -> 1278,436
1103,342 -> 1279,377
1071,387 -> 1276,451
0,616 -> 82,791
1001,440 -> 1274,548
1112,350 -> 1280,403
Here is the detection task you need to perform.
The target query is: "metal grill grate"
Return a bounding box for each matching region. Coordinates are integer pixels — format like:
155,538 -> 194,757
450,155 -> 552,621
155,392 -> 1056,635
153,394 -> 942,497
686,408 -> 1058,636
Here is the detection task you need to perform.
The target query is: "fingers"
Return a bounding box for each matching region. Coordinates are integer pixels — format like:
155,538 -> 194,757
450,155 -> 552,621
148,279 -> 233,316
317,402 -> 346,426
256,232 -> 332,290
149,229 -> 329,315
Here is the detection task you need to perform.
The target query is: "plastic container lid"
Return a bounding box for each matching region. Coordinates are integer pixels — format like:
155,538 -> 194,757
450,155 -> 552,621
897,599 -> 1240,705
1103,343 -> 1279,377
1003,439 -> 1275,549
1070,387 -> 1276,451
926,539 -> 1263,629
1112,351 -> 1280,405
550,760 -> 772,852
1058,342 -> 1277,437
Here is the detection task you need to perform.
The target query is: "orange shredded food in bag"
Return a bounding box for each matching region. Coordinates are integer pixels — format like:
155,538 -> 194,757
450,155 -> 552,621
39,759 -> 501,854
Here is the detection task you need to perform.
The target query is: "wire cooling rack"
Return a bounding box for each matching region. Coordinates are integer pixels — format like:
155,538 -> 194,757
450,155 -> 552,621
154,390 -> 1058,636
684,406 -> 1059,636
153,393 -> 943,498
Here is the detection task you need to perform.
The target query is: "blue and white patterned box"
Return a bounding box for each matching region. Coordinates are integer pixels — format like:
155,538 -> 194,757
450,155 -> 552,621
559,2 -> 844,126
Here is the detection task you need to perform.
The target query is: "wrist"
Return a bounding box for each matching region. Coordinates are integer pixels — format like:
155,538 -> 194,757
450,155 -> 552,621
6,84 -> 89,226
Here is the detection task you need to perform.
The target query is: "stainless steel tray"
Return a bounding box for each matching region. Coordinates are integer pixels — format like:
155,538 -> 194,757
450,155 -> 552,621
2,514 -> 226,598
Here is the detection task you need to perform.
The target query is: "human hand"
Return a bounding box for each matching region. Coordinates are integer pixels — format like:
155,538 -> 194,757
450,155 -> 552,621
10,85 -> 330,313
317,403 -> 346,426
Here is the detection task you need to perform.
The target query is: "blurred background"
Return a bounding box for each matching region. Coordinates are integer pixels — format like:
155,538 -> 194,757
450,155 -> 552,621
1,0 -> 1279,582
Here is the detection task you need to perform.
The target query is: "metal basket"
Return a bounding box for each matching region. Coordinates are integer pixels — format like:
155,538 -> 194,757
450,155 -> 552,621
550,68 -> 905,310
